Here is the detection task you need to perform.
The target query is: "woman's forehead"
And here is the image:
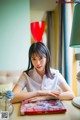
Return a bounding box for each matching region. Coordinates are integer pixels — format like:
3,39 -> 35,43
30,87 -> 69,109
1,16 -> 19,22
31,52 -> 41,57
31,52 -> 46,58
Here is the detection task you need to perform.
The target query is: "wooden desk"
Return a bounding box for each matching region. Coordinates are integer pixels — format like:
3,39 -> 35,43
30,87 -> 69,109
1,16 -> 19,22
10,100 -> 80,120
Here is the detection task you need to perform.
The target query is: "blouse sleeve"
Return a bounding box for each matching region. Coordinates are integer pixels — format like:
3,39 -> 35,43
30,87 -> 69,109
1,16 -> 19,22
17,72 -> 27,89
57,71 -> 67,85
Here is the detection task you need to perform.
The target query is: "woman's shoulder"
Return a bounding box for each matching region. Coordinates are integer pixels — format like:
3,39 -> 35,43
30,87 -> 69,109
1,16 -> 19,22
50,68 -> 65,83
23,68 -> 35,77
19,71 -> 28,79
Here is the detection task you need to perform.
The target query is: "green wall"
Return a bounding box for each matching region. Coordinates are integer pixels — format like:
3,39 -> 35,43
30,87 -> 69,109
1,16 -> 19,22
0,0 -> 30,70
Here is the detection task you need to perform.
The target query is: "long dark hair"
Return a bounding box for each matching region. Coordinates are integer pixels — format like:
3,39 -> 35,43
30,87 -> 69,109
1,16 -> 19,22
25,42 -> 54,79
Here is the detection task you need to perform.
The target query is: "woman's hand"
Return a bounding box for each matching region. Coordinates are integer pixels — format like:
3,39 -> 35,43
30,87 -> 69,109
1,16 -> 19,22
26,91 -> 61,103
27,96 -> 47,102
37,90 -> 61,98
50,91 -> 61,97
27,96 -> 53,102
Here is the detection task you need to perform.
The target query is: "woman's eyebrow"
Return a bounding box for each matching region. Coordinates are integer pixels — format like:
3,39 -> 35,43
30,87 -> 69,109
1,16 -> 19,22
31,56 -> 34,59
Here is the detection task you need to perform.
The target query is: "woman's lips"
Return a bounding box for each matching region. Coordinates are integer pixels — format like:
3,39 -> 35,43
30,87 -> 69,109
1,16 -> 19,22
37,66 -> 42,69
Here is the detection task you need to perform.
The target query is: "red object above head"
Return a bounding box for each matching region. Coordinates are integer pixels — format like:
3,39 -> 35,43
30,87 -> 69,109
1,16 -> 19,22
31,21 -> 45,42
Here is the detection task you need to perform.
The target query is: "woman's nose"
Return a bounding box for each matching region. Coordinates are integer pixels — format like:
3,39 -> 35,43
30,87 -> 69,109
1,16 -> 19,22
37,60 -> 40,65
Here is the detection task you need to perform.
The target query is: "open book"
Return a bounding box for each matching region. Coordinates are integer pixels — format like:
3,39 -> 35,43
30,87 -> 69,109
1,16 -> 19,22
20,99 -> 67,115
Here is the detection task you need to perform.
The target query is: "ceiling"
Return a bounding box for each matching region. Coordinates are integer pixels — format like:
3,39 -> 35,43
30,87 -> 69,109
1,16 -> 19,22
30,0 -> 57,22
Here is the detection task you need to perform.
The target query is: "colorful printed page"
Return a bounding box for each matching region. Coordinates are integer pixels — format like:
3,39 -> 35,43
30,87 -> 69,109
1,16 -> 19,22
20,99 -> 67,115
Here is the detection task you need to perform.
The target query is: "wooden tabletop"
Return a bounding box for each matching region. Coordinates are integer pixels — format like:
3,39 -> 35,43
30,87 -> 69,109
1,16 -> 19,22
10,100 -> 80,120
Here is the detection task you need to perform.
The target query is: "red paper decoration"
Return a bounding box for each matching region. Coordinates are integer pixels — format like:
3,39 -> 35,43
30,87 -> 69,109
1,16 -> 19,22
31,21 -> 45,42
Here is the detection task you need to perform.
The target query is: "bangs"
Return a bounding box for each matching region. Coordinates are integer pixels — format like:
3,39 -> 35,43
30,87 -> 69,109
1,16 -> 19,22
29,42 -> 47,59
31,49 -> 46,58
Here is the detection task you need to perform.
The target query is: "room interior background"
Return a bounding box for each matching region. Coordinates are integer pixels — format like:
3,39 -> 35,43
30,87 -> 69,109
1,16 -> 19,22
0,0 -> 80,96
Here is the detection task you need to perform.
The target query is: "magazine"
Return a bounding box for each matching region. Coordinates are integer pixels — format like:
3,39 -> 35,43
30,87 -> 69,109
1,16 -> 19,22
20,99 -> 67,115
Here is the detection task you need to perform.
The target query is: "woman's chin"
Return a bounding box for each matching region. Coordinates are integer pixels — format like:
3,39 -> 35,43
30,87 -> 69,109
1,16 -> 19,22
36,68 -> 43,72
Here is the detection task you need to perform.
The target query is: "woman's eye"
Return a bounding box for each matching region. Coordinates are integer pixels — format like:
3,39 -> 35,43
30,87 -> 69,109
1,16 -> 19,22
31,56 -> 43,61
31,58 -> 36,60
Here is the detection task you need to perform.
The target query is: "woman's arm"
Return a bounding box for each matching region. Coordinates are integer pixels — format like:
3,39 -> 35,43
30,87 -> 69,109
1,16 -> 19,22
35,81 -> 75,100
11,84 -> 38,103
11,79 -> 75,103
26,95 -> 57,102
11,72 -> 39,103
31,82 -> 75,101
11,85 -> 61,103
58,91 -> 75,100
26,89 -> 74,103
56,82 -> 75,100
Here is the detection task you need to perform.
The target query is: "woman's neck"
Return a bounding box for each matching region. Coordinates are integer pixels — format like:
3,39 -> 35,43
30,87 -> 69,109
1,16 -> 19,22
36,69 -> 45,79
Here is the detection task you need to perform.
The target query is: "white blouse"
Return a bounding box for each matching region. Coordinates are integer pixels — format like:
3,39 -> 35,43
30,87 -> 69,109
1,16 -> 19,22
17,68 -> 68,92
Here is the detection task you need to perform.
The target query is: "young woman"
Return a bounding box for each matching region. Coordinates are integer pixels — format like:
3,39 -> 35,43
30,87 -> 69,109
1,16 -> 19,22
11,42 -> 74,103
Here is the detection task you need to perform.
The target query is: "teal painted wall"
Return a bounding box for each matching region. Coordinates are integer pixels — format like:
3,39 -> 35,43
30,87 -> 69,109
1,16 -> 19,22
0,0 -> 30,70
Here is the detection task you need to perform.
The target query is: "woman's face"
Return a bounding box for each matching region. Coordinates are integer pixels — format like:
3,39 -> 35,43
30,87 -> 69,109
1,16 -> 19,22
31,53 -> 46,75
